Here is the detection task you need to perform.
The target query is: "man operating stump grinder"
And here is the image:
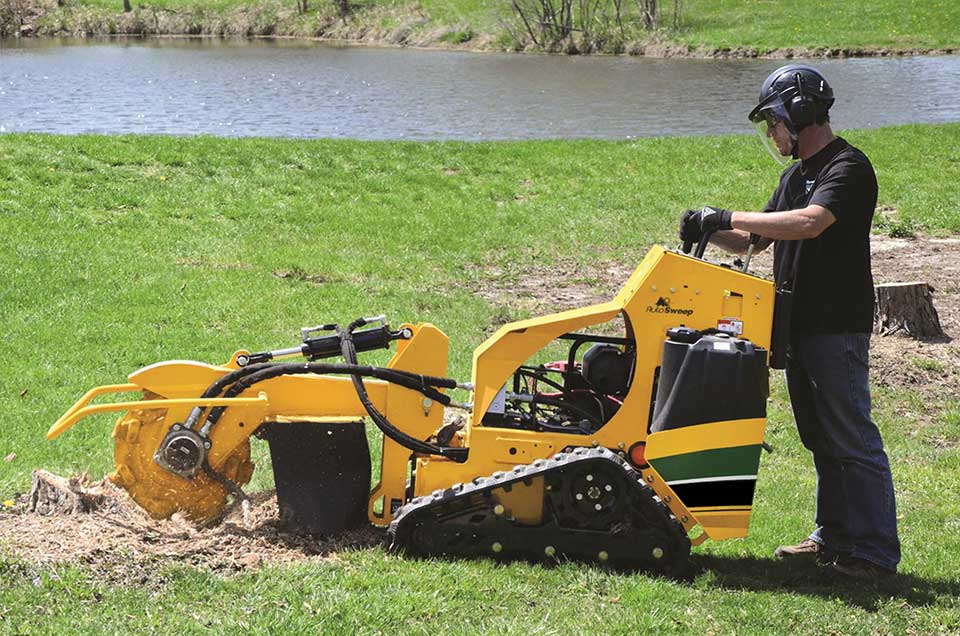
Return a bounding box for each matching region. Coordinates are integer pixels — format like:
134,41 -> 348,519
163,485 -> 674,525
679,65 -> 901,578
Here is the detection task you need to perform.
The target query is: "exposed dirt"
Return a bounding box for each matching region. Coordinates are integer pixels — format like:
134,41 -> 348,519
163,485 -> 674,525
2,235 -> 956,575
861,237 -> 960,400
0,475 -> 382,575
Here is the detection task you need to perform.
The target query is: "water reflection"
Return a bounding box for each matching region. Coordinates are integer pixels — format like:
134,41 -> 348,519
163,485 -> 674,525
0,38 -> 958,139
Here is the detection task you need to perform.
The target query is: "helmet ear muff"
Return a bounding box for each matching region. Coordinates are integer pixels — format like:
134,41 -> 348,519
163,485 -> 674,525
788,72 -> 817,129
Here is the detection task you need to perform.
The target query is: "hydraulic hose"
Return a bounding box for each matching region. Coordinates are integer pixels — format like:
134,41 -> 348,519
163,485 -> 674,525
509,393 -> 603,431
199,361 -> 455,434
339,318 -> 468,463
181,317 -> 468,462
184,359 -> 460,433
181,362 -> 277,431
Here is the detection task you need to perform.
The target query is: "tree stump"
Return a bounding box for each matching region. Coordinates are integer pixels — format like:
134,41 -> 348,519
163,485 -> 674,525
874,281 -> 945,339
28,470 -> 107,516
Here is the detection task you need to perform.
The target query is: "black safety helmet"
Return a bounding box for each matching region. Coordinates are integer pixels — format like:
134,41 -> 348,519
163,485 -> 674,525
749,64 -> 834,163
748,64 -> 835,133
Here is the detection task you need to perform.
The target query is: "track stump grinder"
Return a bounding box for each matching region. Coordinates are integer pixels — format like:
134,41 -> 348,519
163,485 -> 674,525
50,233 -> 780,575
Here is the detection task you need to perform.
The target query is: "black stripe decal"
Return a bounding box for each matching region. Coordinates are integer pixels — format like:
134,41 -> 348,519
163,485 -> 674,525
669,479 -> 756,508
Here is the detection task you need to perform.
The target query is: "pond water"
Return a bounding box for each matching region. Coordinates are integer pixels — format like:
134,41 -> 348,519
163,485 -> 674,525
1,38 -> 958,139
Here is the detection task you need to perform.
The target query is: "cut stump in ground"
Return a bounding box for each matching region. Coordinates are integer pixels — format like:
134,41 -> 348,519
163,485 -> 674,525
874,281 -> 945,339
28,470 -> 108,515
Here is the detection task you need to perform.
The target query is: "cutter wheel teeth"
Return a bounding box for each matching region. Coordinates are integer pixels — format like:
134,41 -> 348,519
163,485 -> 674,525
388,448 -> 691,576
109,394 -> 254,523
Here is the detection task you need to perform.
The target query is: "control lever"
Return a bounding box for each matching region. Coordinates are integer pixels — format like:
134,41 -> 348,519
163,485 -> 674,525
681,228 -> 715,258
693,228 -> 716,259
741,233 -> 762,273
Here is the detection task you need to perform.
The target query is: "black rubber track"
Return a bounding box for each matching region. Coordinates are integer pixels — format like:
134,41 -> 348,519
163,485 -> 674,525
387,447 -> 691,576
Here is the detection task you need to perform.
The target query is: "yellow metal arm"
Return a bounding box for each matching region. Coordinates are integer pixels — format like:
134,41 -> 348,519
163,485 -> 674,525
48,384 -> 139,440
47,384 -> 270,441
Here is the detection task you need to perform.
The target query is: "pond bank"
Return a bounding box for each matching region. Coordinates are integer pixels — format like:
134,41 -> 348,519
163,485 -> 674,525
5,0 -> 958,58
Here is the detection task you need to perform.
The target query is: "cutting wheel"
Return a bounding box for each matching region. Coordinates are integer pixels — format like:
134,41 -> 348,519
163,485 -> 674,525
109,391 -> 255,523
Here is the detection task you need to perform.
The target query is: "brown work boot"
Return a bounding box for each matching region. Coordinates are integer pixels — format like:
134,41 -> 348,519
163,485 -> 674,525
830,557 -> 896,580
774,539 -> 837,563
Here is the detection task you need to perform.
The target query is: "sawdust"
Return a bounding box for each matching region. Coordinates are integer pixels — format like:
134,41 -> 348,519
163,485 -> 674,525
0,475 -> 382,574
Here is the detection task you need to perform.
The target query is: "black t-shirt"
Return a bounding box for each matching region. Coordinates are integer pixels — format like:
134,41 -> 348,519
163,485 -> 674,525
765,137 -> 877,334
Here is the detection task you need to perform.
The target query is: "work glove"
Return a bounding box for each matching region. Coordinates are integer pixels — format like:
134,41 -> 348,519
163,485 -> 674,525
693,206 -> 734,233
678,208 -> 703,243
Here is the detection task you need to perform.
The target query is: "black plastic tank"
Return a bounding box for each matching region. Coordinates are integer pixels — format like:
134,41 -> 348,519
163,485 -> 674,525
650,327 -> 768,433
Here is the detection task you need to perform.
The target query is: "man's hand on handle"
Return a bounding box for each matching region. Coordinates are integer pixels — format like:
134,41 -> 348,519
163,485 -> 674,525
678,209 -> 704,244
679,206 -> 735,253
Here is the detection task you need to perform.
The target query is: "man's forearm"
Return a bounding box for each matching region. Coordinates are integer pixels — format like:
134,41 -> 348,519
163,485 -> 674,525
731,206 -> 835,240
681,203 -> 832,255
710,228 -> 753,254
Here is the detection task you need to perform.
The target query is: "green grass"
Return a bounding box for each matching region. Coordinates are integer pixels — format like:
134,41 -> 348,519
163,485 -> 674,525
911,356 -> 946,373
674,0 -> 960,51
1,125 -> 959,634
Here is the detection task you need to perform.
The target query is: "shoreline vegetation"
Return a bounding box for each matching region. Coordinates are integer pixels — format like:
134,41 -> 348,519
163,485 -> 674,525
3,0 -> 959,57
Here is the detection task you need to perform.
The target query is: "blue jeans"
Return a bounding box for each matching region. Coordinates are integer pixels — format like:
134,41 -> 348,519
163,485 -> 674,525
786,333 -> 901,572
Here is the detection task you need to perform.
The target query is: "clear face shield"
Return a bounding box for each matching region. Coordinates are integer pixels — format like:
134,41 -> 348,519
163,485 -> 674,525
749,100 -> 798,167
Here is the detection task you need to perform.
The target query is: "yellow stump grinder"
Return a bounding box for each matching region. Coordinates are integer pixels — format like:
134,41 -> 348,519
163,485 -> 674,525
50,233 -> 783,575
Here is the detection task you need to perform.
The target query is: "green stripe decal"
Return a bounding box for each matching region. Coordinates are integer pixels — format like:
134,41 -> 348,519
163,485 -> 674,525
648,445 -> 761,482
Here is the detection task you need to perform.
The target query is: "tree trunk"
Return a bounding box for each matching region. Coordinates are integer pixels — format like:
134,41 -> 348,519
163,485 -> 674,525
873,281 -> 945,339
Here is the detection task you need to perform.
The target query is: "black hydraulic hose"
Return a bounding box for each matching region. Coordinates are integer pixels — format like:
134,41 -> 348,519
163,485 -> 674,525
201,361 -> 454,432
179,362 -> 279,432
199,363 -> 275,399
340,320 -> 468,463
199,360 -> 457,402
517,367 -> 566,393
521,393 -> 603,430
189,319 -> 468,462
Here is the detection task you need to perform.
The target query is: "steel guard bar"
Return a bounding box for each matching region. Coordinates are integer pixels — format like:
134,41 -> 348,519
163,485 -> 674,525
47,384 -> 269,441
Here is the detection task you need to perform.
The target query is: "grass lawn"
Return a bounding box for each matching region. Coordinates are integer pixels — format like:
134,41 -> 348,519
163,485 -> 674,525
673,0 -> 960,51
1,124 -> 959,634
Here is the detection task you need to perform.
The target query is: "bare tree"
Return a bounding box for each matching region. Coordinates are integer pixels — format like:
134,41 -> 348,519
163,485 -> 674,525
510,0 -> 575,50
507,0 -> 681,51
636,0 -> 656,29
611,0 -> 624,39
332,0 -> 351,21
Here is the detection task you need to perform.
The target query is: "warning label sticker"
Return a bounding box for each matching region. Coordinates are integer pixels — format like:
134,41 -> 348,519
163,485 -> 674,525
717,318 -> 743,336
